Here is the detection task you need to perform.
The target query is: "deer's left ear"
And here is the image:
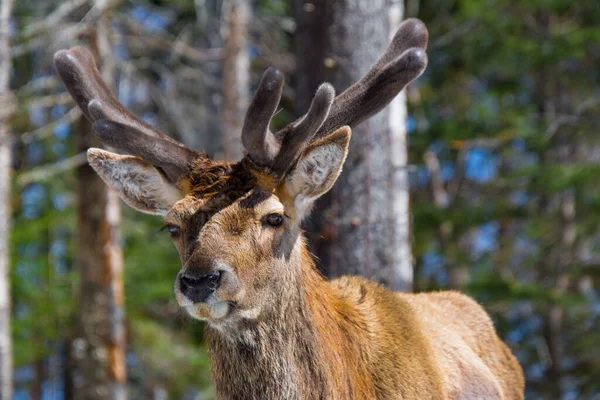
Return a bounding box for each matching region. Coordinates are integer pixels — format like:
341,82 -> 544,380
87,148 -> 183,215
282,126 -> 351,219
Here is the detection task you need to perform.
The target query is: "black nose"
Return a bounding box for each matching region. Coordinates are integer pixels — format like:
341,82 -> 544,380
179,270 -> 221,303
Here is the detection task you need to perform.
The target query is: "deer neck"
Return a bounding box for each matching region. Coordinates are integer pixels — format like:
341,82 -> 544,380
206,242 -> 372,399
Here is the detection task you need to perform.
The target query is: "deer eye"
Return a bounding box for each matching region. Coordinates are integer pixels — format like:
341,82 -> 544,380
264,213 -> 284,227
162,224 -> 181,238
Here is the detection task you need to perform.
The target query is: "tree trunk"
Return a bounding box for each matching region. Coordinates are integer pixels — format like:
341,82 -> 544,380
295,0 -> 332,274
72,120 -> 127,400
71,13 -> 127,400
31,358 -> 44,400
300,0 -> 413,291
63,338 -> 73,400
0,0 -> 14,397
220,0 -> 251,161
295,0 -> 328,115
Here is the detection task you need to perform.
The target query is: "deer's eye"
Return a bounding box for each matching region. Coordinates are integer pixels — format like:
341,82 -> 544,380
264,213 -> 284,228
162,224 -> 181,238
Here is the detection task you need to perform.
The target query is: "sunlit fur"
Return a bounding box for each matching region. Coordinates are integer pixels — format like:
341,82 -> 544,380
165,193 -> 524,398
157,130 -> 524,399
90,129 -> 524,399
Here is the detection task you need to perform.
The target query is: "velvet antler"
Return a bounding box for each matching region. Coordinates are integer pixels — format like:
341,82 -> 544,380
55,18 -> 428,183
241,18 -> 428,176
53,47 -> 200,182
242,67 -> 335,176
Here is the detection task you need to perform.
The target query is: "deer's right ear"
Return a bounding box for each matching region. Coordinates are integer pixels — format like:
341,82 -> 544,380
282,126 -> 351,220
87,148 -> 183,215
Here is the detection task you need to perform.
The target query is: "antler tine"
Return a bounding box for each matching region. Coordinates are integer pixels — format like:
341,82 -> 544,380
314,18 -> 429,140
241,67 -> 285,166
271,83 -> 335,175
241,18 -> 427,178
242,72 -> 335,176
54,47 -> 199,182
362,18 -> 428,84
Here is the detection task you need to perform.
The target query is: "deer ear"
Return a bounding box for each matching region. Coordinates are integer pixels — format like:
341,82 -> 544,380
283,126 -> 351,219
87,148 -> 183,215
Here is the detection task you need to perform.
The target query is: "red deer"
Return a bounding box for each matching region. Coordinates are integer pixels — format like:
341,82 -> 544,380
54,19 -> 524,400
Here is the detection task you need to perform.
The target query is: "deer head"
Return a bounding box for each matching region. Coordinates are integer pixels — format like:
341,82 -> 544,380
54,19 -> 428,325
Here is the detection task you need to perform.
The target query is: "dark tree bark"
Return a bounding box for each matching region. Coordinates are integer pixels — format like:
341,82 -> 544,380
297,0 -> 413,291
31,359 -> 44,400
295,0 -> 332,274
63,339 -> 73,400
295,0 -> 328,115
71,13 -> 127,400
0,0 -> 14,397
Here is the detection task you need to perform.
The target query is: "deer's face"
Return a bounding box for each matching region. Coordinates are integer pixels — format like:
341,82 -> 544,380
86,128 -> 351,324
166,188 -> 291,322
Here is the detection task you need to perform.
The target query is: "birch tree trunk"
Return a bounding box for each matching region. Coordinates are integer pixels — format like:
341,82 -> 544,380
297,0 -> 413,291
0,0 -> 14,397
220,0 -> 251,161
71,11 -> 127,400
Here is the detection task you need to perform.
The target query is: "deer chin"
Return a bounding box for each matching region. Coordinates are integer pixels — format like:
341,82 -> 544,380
184,300 -> 231,321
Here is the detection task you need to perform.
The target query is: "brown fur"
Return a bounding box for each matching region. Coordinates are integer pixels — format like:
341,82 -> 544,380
87,128 -> 524,399
88,127 -> 524,399
161,136 -> 523,399
203,241 -> 524,400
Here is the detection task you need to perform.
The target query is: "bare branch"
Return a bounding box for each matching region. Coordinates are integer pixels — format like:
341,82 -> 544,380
446,146 -> 469,201
16,152 -> 88,187
15,76 -> 59,97
20,107 -> 81,144
125,35 -> 223,63
424,151 -> 450,209
430,20 -> 477,50
21,0 -> 87,39
26,92 -> 73,108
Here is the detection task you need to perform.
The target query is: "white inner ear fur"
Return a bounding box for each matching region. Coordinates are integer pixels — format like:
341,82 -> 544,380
285,142 -> 346,220
87,148 -> 182,215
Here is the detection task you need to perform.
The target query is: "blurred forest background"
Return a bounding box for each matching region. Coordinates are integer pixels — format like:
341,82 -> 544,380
0,0 -> 599,399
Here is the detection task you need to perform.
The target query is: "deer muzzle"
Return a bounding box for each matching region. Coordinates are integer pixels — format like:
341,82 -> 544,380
177,270 -> 222,304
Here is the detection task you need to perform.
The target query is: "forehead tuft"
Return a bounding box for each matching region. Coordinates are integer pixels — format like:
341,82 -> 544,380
184,157 -> 281,198
185,160 -> 255,199
171,157 -> 282,219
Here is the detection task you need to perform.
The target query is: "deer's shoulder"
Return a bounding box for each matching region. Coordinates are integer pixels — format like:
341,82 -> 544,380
325,276 -> 447,398
399,291 -> 525,400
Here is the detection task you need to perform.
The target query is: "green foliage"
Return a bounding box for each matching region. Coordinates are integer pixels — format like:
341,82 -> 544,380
414,0 -> 600,398
121,209 -> 180,309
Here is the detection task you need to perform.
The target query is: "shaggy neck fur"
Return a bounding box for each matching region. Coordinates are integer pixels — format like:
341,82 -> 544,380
205,242 -> 375,400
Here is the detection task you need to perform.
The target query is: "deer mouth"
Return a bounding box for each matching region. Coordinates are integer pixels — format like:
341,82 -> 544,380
185,300 -> 232,321
174,275 -> 232,321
